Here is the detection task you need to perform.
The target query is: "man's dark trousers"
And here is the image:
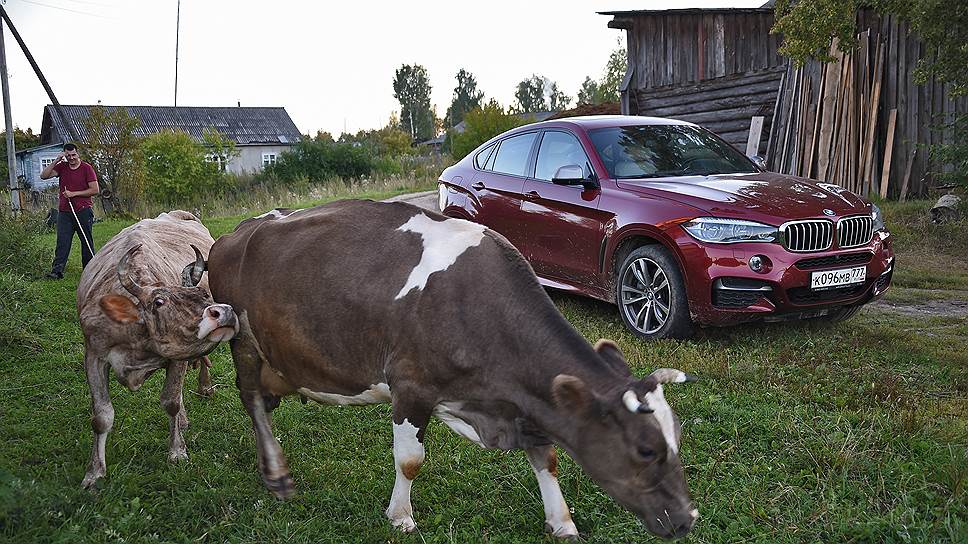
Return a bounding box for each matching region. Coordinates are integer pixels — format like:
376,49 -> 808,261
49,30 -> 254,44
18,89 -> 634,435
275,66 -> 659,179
51,207 -> 95,276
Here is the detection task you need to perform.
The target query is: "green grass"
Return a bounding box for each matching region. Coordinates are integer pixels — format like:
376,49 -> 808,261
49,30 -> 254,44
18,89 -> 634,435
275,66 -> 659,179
1,199 -> 966,543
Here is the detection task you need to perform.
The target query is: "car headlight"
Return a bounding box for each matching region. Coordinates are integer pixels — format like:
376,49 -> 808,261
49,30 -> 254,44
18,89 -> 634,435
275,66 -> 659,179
682,217 -> 778,244
870,203 -> 885,231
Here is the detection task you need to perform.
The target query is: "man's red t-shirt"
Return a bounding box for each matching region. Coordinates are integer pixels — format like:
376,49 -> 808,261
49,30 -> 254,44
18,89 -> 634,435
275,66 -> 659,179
55,161 -> 97,212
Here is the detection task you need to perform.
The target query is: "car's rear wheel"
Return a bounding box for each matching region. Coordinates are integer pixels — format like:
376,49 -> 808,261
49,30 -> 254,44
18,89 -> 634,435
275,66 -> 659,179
616,245 -> 693,340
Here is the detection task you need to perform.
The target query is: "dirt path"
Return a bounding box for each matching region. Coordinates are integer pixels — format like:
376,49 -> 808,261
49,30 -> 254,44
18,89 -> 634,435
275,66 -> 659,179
870,289 -> 968,318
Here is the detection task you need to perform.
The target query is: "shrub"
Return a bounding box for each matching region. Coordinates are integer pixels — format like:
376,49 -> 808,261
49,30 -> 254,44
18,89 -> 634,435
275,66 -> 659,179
0,211 -> 50,277
141,130 -> 221,203
450,100 -> 525,160
262,140 -> 373,184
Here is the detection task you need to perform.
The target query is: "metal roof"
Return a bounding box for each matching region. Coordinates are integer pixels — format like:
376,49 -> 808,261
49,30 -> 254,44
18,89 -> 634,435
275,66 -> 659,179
40,105 -> 302,146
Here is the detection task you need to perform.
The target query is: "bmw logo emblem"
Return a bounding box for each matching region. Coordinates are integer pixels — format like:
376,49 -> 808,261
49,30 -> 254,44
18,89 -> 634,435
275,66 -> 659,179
822,209 -> 835,216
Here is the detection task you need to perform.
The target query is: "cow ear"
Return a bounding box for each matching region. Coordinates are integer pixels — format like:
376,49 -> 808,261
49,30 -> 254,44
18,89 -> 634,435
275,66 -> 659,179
552,374 -> 593,414
593,339 -> 630,373
99,294 -> 140,323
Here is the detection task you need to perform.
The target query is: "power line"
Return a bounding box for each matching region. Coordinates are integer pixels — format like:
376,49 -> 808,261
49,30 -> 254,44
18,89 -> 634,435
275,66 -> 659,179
14,0 -> 115,19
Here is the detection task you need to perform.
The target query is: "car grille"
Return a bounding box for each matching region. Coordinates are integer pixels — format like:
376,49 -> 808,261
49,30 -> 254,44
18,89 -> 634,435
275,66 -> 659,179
795,252 -> 873,271
712,290 -> 763,308
782,220 -> 832,252
875,270 -> 892,291
787,283 -> 867,304
838,216 -> 874,248
711,277 -> 772,309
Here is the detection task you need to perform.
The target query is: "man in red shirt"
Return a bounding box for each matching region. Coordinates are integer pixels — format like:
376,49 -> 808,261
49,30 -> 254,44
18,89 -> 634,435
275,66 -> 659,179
40,143 -> 100,279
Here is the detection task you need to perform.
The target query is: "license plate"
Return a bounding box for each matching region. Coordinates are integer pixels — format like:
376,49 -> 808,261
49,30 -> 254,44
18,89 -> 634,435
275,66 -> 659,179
810,266 -> 866,290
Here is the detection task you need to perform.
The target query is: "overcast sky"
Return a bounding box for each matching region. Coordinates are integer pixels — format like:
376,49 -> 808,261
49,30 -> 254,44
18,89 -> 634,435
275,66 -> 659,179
1,0 -> 761,137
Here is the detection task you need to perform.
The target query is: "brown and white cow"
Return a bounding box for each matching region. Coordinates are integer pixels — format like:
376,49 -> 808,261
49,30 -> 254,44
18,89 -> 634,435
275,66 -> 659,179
76,210 -> 238,488
208,200 -> 698,539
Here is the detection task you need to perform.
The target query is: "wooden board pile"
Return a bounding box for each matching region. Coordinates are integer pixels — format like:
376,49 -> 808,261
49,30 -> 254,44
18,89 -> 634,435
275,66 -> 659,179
768,33 -> 916,200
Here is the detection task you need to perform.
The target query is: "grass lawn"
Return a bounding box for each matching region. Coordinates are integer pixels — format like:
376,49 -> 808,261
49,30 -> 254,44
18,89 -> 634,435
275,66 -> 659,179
1,198 -> 965,543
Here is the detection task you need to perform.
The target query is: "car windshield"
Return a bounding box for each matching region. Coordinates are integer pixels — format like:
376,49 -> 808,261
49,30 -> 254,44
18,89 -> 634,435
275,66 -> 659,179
588,125 -> 758,179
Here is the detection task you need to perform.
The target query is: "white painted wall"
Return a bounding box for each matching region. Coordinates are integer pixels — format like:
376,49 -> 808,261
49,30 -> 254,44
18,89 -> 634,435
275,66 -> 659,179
228,144 -> 293,175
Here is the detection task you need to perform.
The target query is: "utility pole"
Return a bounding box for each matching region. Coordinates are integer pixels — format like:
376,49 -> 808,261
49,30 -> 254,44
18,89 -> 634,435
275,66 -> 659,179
174,0 -> 180,106
0,6 -> 80,143
0,16 -> 18,212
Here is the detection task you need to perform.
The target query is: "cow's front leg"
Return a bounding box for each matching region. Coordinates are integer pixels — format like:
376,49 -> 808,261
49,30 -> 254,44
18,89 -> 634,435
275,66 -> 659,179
526,445 -> 578,539
82,352 -> 114,489
161,360 -> 189,461
386,399 -> 431,533
231,312 -> 293,499
195,355 -> 214,397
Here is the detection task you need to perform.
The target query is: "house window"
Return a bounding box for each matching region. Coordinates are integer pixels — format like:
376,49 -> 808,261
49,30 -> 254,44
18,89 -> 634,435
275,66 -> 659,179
206,153 -> 227,172
262,153 -> 277,167
40,157 -> 56,169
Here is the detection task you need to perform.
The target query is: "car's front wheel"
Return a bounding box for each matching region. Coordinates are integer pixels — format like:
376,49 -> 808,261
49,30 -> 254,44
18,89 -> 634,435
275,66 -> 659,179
616,245 -> 693,340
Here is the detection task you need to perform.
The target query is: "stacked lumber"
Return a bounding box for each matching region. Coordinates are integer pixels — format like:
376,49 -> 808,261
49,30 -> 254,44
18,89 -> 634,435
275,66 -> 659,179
769,33 -> 888,196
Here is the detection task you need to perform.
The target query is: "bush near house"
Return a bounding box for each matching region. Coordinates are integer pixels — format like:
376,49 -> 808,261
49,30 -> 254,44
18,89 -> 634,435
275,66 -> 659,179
140,130 -> 229,204
450,100 -> 525,160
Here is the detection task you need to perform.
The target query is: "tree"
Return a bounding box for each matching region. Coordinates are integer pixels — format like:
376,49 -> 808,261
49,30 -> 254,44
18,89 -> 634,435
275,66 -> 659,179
514,75 -> 547,113
82,106 -> 145,210
445,68 -> 485,127
201,127 -> 239,173
577,41 -> 628,105
141,130 -> 219,203
599,41 -> 628,103
773,0 -> 967,95
548,82 -> 572,111
393,64 -> 436,141
450,100 -> 525,160
577,77 -> 602,106
0,127 -> 40,183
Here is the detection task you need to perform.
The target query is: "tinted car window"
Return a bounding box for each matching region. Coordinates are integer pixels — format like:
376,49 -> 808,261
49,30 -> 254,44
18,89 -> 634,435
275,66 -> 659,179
535,131 -> 590,181
475,144 -> 495,169
491,133 -> 537,177
588,125 -> 758,179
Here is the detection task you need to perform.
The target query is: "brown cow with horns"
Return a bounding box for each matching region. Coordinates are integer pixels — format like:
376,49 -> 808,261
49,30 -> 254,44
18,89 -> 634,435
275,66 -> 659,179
208,200 -> 699,539
76,211 -> 238,488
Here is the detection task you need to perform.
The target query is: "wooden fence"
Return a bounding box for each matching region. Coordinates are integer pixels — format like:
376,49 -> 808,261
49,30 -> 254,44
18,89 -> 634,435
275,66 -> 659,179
766,10 -> 968,199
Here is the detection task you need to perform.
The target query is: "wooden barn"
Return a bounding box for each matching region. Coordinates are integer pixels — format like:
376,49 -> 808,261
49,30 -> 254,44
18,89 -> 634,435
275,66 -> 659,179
602,5 -> 968,199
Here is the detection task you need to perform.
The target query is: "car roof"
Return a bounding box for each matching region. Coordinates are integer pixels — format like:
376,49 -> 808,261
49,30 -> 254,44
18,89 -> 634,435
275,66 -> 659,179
525,115 -> 698,131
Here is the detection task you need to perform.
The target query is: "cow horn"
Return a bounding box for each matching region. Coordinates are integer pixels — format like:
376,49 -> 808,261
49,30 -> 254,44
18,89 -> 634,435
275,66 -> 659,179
181,244 -> 206,287
649,368 -> 699,384
117,244 -> 145,299
622,390 -> 654,414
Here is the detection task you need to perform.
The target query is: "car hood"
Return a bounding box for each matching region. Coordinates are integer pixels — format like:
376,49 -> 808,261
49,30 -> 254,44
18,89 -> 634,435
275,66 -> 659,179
615,172 -> 870,223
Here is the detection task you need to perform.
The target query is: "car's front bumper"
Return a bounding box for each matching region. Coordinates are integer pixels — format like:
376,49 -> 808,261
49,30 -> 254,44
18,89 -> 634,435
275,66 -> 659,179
671,227 -> 894,326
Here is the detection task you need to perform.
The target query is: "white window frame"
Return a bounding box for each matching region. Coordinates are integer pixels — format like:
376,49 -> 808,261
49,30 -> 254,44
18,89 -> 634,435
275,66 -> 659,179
40,157 -> 56,170
262,153 -> 277,167
206,153 -> 227,172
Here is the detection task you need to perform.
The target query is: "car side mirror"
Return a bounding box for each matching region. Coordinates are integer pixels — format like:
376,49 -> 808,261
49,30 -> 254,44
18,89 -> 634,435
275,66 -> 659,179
751,155 -> 767,171
552,165 -> 599,190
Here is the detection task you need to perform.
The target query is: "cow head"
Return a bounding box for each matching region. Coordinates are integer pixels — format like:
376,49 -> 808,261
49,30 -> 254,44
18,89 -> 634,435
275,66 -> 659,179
98,244 -> 238,360
552,340 -> 696,539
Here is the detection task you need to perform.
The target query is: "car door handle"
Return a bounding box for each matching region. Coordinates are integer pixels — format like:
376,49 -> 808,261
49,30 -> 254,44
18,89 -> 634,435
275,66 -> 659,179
525,191 -> 540,200
471,181 -> 486,191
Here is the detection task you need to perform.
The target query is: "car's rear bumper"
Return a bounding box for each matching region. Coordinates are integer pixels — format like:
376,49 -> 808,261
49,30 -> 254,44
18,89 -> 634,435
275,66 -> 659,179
672,227 -> 894,326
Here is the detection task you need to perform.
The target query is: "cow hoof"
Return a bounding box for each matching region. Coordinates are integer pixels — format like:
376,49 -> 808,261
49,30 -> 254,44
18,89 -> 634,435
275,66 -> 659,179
80,472 -> 103,490
197,385 -> 215,398
389,516 -> 417,533
545,522 -> 580,541
168,449 -> 188,462
263,474 -> 295,500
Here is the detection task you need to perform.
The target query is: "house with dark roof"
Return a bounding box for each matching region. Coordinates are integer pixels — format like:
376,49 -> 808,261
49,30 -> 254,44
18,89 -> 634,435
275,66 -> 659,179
19,104 -> 302,190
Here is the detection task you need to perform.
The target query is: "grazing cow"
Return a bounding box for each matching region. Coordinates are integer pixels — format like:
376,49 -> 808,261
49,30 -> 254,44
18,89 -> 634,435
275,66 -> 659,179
76,210 -> 238,488
208,200 -> 698,540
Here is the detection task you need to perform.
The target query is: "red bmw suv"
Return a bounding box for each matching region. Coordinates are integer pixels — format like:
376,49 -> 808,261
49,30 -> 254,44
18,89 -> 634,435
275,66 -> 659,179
437,116 -> 894,339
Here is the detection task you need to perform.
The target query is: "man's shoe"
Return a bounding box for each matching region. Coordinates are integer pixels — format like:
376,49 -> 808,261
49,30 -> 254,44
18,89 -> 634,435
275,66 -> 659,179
44,272 -> 63,280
